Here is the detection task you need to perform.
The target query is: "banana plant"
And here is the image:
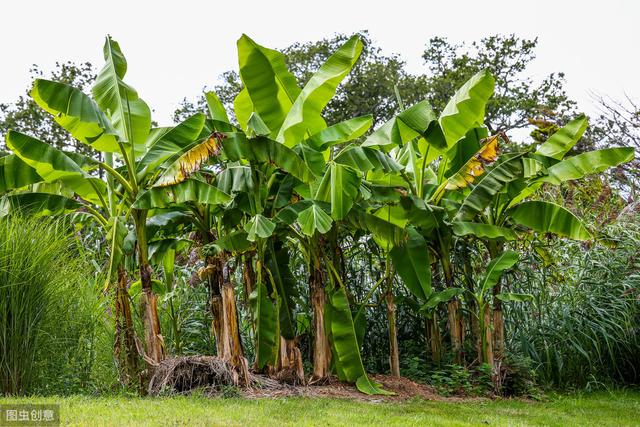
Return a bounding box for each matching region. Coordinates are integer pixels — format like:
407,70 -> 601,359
360,69 -> 499,364
449,114 -> 634,358
3,36 -> 231,365
0,130 -> 142,383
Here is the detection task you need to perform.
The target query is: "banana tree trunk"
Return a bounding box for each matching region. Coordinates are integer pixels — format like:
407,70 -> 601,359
114,265 -> 139,385
493,293 -> 505,358
426,314 -> 442,366
385,290 -> 400,377
479,303 -> 494,366
447,299 -> 464,364
206,254 -> 249,384
277,337 -> 306,384
134,210 -> 164,365
310,258 -> 331,380
441,256 -> 464,364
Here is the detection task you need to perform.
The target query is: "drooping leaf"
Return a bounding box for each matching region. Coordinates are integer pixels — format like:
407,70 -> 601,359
362,101 -> 445,151
92,36 -> 151,146
138,113 -> 207,173
31,79 -> 120,152
454,153 -> 524,221
221,134 -> 313,183
133,178 -> 231,208
452,222 -> 518,241
305,115 -> 373,151
251,282 -> 279,369
277,36 -> 363,146
421,288 -> 464,311
535,115 -> 588,160
0,192 -> 82,217
439,69 -> 495,147
217,165 -> 254,194
542,147 -> 634,184
265,241 -> 298,340
315,162 -> 360,220
496,292 -> 534,302
509,201 -> 592,241
334,146 -> 401,173
390,228 -> 431,301
297,202 -> 333,236
214,230 -> 254,254
442,134 -> 500,192
153,132 -> 223,187
0,155 -> 43,193
6,131 -> 107,204
327,286 -> 391,395
479,250 -> 519,294
244,214 -> 276,241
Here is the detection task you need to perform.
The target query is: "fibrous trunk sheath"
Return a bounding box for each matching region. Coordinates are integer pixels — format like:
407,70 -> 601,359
385,290 -> 400,377
310,261 -> 331,380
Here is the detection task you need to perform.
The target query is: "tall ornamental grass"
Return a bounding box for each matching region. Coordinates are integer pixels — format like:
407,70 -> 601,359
0,215 -> 98,395
507,216 -> 640,388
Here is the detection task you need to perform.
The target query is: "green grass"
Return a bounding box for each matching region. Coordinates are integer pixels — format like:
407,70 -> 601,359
1,391 -> 639,426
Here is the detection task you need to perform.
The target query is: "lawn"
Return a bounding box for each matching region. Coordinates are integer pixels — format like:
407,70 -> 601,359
1,391 -> 638,426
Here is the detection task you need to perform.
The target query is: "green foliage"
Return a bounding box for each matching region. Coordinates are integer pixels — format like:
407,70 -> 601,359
508,217 -> 640,387
0,215 -> 101,395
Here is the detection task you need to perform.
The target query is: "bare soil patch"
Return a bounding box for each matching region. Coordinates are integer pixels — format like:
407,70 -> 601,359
149,356 -> 480,402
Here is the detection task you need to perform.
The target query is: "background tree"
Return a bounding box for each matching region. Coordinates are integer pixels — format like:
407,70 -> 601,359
0,62 -> 96,156
422,35 -> 576,135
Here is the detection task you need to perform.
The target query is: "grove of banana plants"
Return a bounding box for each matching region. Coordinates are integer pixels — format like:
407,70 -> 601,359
0,33 -> 636,401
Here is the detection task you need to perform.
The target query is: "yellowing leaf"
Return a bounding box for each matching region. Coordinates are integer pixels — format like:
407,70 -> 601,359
445,134 -> 500,191
153,132 -> 224,187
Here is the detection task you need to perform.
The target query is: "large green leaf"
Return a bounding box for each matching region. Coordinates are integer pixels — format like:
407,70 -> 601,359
277,36 -> 363,146
222,134 -> 313,183
205,91 -> 230,124
535,115 -> 588,160
31,79 -> 120,152
0,155 -> 43,193
0,192 -> 82,217
92,36 -> 151,146
132,179 -> 231,208
327,286 -> 391,395
362,101 -> 445,151
315,163 -> 360,220
509,201 -> 592,240
237,35 -> 301,137
479,250 -> 519,294
390,228 -> 431,301
233,88 -> 253,131
244,214 -> 276,241
363,211 -> 407,249
452,222 -> 518,241
6,131 -> 106,205
454,154 -> 524,221
265,241 -> 298,340
422,288 -> 464,311
542,147 -> 634,184
297,202 -> 332,236
252,282 -> 279,369
439,70 -> 494,148
334,146 -> 401,173
305,115 -> 373,151
217,165 -> 254,194
138,113 -> 206,172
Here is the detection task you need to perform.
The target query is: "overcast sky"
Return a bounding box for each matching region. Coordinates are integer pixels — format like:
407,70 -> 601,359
1,0 -> 638,126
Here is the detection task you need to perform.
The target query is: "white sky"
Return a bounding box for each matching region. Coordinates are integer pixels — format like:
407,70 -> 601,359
1,0 -> 638,126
